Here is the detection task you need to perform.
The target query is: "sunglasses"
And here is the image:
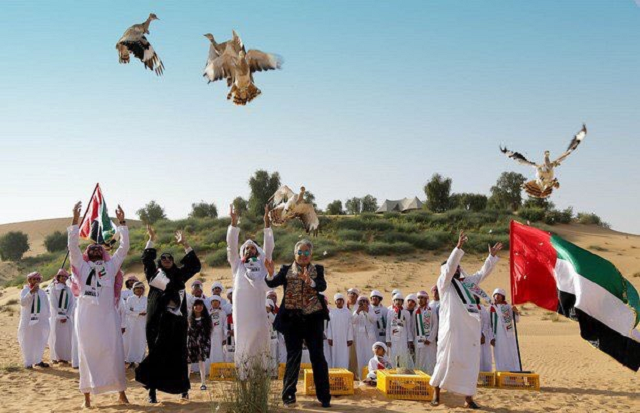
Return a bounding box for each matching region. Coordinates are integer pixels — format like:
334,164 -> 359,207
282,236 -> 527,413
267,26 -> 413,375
296,250 -> 311,257
160,254 -> 174,261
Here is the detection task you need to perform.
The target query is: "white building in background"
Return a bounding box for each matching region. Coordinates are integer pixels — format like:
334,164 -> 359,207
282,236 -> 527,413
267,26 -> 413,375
376,197 -> 424,213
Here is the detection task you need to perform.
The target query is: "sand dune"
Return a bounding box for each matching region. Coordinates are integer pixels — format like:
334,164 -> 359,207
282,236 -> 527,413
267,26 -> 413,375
0,221 -> 638,412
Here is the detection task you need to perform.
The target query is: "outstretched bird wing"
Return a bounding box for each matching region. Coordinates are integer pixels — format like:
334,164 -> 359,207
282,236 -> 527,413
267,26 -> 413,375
203,49 -> 236,83
269,185 -> 295,206
552,124 -> 587,166
292,203 -> 320,235
246,50 -> 283,73
500,146 -> 537,166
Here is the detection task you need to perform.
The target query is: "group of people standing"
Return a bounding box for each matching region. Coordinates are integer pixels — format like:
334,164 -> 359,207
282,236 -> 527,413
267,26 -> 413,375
17,202 -> 522,410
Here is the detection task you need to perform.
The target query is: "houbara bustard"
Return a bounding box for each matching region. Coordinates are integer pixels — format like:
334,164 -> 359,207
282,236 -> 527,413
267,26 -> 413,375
203,30 -> 283,105
116,13 -> 165,76
268,185 -> 320,236
500,124 -> 587,198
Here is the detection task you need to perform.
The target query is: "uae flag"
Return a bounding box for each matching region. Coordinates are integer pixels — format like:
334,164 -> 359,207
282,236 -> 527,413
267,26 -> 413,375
510,220 -> 640,371
78,184 -> 117,247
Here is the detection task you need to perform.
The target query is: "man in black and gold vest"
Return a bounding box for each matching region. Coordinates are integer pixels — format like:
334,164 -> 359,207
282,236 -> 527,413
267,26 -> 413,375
265,239 -> 331,408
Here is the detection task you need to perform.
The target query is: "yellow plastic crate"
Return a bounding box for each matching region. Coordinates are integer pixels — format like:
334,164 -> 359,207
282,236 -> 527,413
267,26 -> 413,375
376,369 -> 433,401
478,371 -> 496,387
304,368 -> 354,396
277,362 -> 312,380
209,362 -> 237,381
495,372 -> 540,391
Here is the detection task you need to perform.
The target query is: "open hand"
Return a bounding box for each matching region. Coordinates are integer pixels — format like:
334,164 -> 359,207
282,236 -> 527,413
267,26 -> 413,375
146,225 -> 156,242
175,230 -> 186,245
264,204 -> 271,228
229,204 -> 238,227
489,242 -> 503,257
72,202 -> 82,225
265,259 -> 275,276
457,231 -> 468,249
115,205 -> 125,224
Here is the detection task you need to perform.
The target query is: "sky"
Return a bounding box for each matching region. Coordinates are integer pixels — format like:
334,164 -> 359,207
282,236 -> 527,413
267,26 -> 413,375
0,0 -> 639,233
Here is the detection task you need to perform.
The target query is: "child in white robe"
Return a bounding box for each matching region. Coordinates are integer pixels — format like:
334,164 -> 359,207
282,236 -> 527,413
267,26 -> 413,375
124,282 -> 147,366
369,290 -> 387,343
326,294 -> 353,368
386,293 -> 413,368
490,288 -> 521,371
208,295 -> 227,364
352,295 -> 377,379
48,269 -> 75,364
364,342 -> 392,385
266,299 -> 279,376
18,272 -> 50,368
414,290 -> 438,375
479,301 -> 494,372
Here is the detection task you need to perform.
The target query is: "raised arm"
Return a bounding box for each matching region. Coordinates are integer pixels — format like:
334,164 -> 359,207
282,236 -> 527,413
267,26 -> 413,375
263,205 -> 274,260
438,231 -> 467,290
464,243 -> 502,286
227,204 -> 241,274
108,205 -> 129,271
67,202 -> 85,274
175,230 -> 201,282
142,225 -> 158,282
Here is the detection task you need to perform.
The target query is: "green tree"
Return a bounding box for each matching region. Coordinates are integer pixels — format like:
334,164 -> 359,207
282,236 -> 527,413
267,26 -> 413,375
44,230 -> 67,253
361,195 -> 378,213
189,201 -> 218,219
450,193 -> 488,212
303,190 -> 318,209
523,196 -> 555,211
232,197 -> 249,215
345,197 -> 362,215
0,231 -> 30,261
248,170 -> 281,216
136,200 -> 167,224
424,173 -> 452,213
325,200 -> 344,215
489,172 -> 527,211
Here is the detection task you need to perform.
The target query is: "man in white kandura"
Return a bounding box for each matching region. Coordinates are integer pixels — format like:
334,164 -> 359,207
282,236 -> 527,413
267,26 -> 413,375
352,295 -> 377,379
430,231 -> 502,409
68,202 -> 129,408
48,269 -> 74,365
326,293 -> 353,368
227,204 -> 273,377
18,272 -> 50,369
490,288 -> 521,372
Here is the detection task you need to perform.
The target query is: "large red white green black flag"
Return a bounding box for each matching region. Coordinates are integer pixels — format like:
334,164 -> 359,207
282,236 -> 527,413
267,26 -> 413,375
78,183 -> 117,247
510,220 -> 640,371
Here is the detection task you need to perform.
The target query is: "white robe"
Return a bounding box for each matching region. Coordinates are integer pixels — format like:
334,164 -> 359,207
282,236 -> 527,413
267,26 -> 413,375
267,311 -> 279,374
479,305 -> 494,372
322,319 -> 331,368
48,282 -> 75,362
430,248 -> 499,396
18,287 -> 50,367
352,308 -> 377,379
124,295 -> 147,363
326,307 -> 353,368
385,307 -> 414,368
209,307 -> 227,363
414,304 -> 438,375
68,224 -> 129,395
371,304 -> 388,342
491,303 -> 521,371
227,226 -> 273,375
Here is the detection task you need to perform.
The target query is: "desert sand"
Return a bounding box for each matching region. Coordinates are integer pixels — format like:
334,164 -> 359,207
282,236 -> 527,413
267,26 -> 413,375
0,222 -> 638,412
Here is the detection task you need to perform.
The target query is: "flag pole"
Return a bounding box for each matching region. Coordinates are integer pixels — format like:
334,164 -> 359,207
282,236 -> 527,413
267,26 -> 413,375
512,307 -> 523,372
59,183 -> 100,270
509,219 -> 524,372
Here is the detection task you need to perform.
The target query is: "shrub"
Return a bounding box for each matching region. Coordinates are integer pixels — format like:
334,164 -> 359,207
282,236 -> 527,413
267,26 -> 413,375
204,228 -> 228,245
0,231 -> 30,261
325,200 -> 344,215
190,201 -> 218,219
577,212 -> 609,228
337,229 -> 365,242
450,193 -> 488,212
518,207 -> 546,222
206,249 -> 228,267
44,231 -> 67,253
367,242 -> 414,256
